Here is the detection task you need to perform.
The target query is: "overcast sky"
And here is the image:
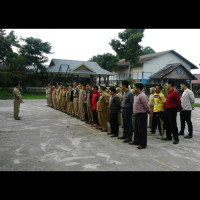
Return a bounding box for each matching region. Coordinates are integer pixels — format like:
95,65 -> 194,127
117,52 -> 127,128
5,29 -> 200,74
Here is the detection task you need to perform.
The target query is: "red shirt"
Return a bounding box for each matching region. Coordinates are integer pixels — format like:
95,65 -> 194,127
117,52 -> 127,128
165,88 -> 181,109
92,91 -> 101,110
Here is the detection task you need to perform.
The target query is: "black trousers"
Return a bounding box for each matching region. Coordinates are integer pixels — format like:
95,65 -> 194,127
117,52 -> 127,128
151,111 -> 164,134
134,112 -> 148,147
164,107 -> 179,141
110,112 -> 119,136
122,107 -> 133,140
180,110 -> 193,136
92,109 -> 99,125
84,103 -> 88,121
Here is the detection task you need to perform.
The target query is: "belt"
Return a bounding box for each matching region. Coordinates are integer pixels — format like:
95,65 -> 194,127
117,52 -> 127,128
63,96 -> 66,97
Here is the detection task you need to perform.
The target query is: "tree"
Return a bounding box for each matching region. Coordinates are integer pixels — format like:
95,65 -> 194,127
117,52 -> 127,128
110,29 -> 145,77
19,37 -> 52,74
140,46 -> 155,56
89,53 -> 119,72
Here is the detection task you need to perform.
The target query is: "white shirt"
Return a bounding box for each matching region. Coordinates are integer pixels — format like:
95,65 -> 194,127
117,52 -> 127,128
181,88 -> 195,111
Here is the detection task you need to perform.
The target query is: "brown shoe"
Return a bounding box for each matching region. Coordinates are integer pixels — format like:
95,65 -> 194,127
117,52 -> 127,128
137,145 -> 146,149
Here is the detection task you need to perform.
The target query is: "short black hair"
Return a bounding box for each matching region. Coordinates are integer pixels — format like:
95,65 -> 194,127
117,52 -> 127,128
167,80 -> 175,87
82,83 -> 86,87
180,81 -> 189,88
134,83 -> 143,90
109,87 -> 116,93
122,80 -> 129,88
100,85 -> 106,91
93,85 -> 99,90
156,84 -> 162,90
14,82 -> 20,87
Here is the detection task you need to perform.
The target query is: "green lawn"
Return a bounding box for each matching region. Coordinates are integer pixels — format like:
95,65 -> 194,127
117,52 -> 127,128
194,103 -> 200,107
0,88 -> 46,100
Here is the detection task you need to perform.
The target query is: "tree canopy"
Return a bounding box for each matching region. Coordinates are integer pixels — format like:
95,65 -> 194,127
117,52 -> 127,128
0,29 -> 52,73
89,53 -> 119,72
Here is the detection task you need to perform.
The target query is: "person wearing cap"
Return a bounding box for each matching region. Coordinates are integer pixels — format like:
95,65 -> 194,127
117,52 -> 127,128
179,81 -> 195,138
97,85 -> 109,132
162,80 -> 181,144
13,82 -> 24,120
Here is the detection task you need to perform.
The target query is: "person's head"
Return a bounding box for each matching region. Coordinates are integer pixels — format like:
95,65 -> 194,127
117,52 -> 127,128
69,85 -> 72,90
133,83 -> 144,94
166,80 -> 175,90
100,86 -> 106,93
180,81 -> 189,91
155,85 -> 162,94
82,83 -> 86,90
149,87 -> 155,94
86,84 -> 91,91
121,80 -> 129,91
48,83 -> 51,87
15,82 -> 20,89
93,85 -> 99,92
116,87 -> 122,94
73,83 -> 77,88
52,86 -> 55,90
109,87 -> 116,96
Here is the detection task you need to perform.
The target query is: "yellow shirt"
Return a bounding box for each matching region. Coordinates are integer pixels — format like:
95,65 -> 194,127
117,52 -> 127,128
153,92 -> 166,112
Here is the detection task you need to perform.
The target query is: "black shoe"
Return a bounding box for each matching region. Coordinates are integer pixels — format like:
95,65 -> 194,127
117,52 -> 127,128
178,132 -> 184,135
184,135 -> 192,139
118,136 -> 127,139
101,130 -> 108,132
110,135 -> 118,137
128,141 -> 139,145
173,140 -> 179,144
161,137 -> 172,141
123,139 -> 132,143
15,117 -> 21,120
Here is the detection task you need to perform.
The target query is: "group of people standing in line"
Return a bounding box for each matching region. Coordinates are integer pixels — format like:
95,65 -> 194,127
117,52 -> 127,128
46,79 -> 195,149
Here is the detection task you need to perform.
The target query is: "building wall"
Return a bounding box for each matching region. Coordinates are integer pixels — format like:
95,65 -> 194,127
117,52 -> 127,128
164,66 -> 193,79
143,52 -> 192,79
110,51 -> 194,82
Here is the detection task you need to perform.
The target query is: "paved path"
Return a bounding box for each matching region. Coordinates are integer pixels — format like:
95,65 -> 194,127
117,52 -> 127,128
0,100 -> 200,171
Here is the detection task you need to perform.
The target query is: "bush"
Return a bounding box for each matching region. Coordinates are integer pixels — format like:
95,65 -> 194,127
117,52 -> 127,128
126,76 -> 133,89
115,80 -> 121,87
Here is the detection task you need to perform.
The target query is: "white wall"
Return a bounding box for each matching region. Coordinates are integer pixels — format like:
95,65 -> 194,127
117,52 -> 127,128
143,52 -> 193,79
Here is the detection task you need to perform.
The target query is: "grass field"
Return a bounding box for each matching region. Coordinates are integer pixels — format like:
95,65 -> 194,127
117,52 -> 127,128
0,88 -> 46,100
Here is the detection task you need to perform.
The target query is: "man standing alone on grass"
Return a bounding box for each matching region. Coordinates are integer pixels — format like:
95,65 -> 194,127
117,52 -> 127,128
162,80 -> 181,144
179,81 -> 195,139
13,82 -> 24,120
118,80 -> 133,143
129,83 -> 150,149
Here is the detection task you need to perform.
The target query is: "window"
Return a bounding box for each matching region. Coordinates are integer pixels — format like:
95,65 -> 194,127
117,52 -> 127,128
175,70 -> 183,75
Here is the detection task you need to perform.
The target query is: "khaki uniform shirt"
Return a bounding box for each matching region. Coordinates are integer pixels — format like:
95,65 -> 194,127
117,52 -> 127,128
73,87 -> 79,99
86,91 -> 92,107
97,92 -> 109,112
13,87 -> 22,101
66,90 -> 70,102
52,90 -> 56,100
78,89 -> 84,104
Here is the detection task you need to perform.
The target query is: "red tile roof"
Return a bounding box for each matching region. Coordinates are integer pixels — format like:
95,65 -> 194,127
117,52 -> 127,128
191,74 -> 200,84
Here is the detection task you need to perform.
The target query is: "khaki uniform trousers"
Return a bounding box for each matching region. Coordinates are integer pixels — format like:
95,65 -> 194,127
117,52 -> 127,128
69,102 -> 74,115
148,105 -> 154,128
87,106 -> 93,123
61,99 -> 66,111
73,98 -> 79,116
80,103 -> 85,120
52,98 -> 57,108
98,111 -> 108,130
14,100 -> 20,119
